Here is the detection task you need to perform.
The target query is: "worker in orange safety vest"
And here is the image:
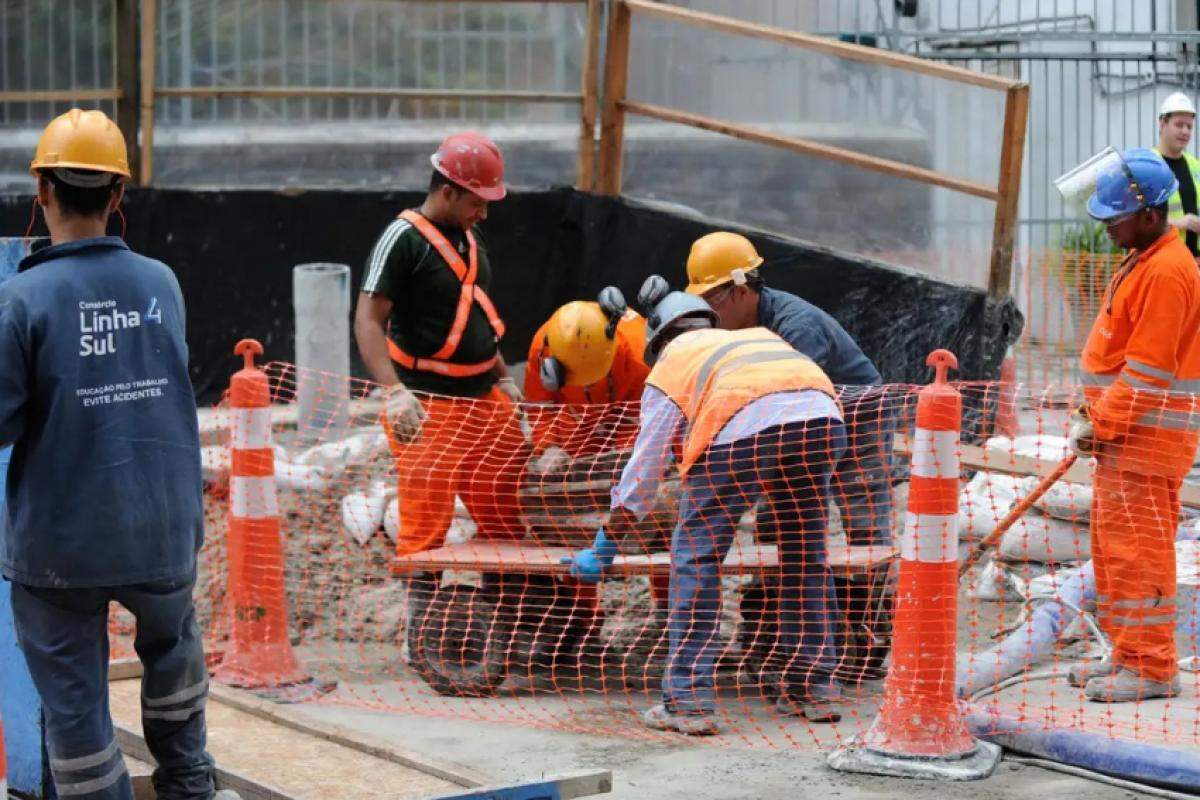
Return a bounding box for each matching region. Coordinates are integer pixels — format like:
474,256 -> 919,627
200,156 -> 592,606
354,131 -> 530,561
1067,146 -> 1200,702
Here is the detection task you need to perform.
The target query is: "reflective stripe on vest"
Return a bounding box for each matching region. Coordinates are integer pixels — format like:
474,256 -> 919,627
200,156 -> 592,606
387,209 -> 506,377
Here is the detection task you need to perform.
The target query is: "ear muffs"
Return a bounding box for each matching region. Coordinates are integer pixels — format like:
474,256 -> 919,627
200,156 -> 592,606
597,286 -> 628,339
539,354 -> 566,392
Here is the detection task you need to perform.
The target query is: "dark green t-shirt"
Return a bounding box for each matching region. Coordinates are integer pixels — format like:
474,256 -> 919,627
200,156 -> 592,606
361,212 -> 500,397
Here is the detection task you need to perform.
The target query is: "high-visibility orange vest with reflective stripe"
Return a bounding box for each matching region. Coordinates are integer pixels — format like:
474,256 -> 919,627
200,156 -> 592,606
1081,230 -> 1200,478
386,210 -> 506,378
646,327 -> 837,476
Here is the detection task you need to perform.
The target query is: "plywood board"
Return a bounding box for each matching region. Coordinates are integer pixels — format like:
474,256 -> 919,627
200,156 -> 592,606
109,679 -> 463,800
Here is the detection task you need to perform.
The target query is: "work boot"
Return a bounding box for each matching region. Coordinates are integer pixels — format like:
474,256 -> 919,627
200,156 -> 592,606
775,678 -> 844,723
641,703 -> 720,736
1084,668 -> 1181,703
1067,657 -> 1119,688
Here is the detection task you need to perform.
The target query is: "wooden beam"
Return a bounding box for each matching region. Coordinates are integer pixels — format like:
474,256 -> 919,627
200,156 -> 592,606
0,90 -> 121,102
114,0 -> 140,180
988,83 -> 1031,299
575,0 -> 603,191
623,0 -> 1018,92
138,0 -> 157,186
893,435 -> 1200,510
621,100 -> 1001,201
153,87 -> 582,104
596,0 -> 632,196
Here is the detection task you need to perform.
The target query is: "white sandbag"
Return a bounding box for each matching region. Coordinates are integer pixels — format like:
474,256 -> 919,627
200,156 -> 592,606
957,472 -> 1024,541
294,431 -> 388,468
1018,474 -> 1092,523
342,490 -> 389,546
997,511 -> 1090,563
275,460 -> 328,491
968,560 -> 1019,602
383,498 -> 400,542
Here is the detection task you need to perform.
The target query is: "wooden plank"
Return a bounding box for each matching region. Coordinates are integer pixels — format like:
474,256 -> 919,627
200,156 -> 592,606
423,771 -> 612,800
621,100 -> 1000,201
154,87 -> 582,104
893,434 -> 1200,510
575,0 -> 603,191
623,0 -> 1017,92
138,0 -> 157,186
109,679 -> 466,800
391,541 -> 896,578
114,0 -> 140,180
596,0 -> 633,196
0,89 -> 121,102
108,657 -> 144,681
208,684 -> 490,789
988,83 -> 1031,299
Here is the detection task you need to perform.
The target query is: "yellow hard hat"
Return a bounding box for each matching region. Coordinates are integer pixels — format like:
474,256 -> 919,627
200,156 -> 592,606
30,108 -> 131,179
684,232 -> 764,296
545,301 -> 618,388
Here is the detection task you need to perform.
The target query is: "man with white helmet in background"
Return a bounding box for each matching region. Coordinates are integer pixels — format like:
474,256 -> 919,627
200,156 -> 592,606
1067,146 -> 1200,702
1154,92 -> 1200,257
0,110 -> 235,799
564,277 -> 848,734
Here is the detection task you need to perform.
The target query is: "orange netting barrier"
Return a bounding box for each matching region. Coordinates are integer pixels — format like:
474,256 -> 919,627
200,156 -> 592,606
104,345 -> 1200,758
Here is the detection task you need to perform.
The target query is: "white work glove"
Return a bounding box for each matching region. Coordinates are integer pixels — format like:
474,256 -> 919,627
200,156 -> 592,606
385,385 -> 427,444
497,376 -> 524,403
1067,409 -> 1096,458
531,445 -> 572,476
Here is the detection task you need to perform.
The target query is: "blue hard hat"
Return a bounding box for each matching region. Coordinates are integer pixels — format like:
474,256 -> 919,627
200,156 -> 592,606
1087,147 -> 1178,221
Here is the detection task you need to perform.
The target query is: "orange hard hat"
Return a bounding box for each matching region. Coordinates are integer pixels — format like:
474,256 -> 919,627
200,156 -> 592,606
431,131 -> 506,201
30,108 -> 131,179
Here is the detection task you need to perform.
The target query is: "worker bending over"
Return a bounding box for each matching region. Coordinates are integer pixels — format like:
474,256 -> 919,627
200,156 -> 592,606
523,288 -> 649,470
1068,147 -> 1200,702
0,111 -> 235,799
354,131 -> 529,561
565,277 -> 847,734
683,232 -> 891,549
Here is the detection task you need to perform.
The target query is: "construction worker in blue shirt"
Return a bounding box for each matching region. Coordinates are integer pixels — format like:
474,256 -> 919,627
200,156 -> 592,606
0,110 -> 237,800
682,232 -> 893,551
564,276 -> 848,735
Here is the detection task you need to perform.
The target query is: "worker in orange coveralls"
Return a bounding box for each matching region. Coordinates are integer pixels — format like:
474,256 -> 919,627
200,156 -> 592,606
354,131 -> 529,561
523,288 -> 671,615
1066,146 -> 1200,702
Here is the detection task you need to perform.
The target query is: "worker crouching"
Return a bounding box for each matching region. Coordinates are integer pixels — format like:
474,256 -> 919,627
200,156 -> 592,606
564,277 -> 848,734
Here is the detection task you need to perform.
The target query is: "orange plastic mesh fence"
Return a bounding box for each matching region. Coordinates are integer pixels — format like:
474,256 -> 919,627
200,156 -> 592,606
108,362 -> 1200,751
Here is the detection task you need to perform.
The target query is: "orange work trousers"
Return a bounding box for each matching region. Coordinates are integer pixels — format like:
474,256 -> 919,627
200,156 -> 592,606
1091,461 -> 1180,683
386,386 -> 530,558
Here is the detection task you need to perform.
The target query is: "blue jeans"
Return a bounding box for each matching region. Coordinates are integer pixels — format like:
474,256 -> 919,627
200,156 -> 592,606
663,418 -> 847,713
11,576 -> 215,800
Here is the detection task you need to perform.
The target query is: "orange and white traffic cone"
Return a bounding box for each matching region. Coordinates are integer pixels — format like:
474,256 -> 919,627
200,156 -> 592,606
829,350 -> 1001,780
212,339 -> 315,696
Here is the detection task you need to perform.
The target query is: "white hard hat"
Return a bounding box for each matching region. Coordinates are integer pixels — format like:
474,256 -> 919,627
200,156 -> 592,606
1160,92 -> 1197,118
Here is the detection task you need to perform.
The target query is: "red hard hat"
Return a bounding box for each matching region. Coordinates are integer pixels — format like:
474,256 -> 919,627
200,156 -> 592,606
430,131 -> 507,201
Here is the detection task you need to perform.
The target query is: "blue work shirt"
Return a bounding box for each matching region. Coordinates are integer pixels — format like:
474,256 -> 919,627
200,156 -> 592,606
757,287 -> 881,386
0,237 -> 203,588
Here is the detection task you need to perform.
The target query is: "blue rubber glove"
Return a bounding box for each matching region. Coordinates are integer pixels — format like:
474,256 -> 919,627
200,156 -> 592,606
561,528 -> 619,583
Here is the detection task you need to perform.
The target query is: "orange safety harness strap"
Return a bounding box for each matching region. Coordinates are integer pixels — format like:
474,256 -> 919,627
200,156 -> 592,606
386,210 -> 506,378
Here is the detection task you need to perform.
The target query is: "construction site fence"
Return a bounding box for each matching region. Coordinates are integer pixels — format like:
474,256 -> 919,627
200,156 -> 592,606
98,360 -> 1200,754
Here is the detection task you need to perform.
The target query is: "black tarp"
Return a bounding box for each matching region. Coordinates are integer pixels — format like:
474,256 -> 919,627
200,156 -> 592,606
0,187 -> 1022,403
